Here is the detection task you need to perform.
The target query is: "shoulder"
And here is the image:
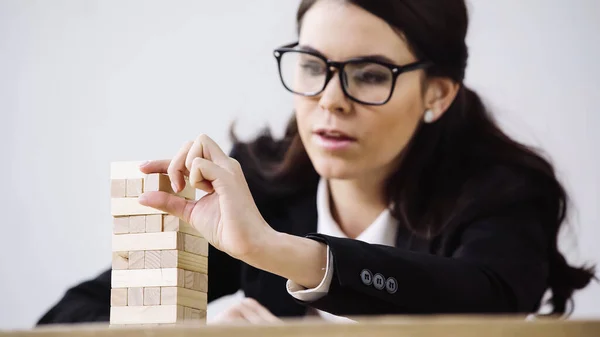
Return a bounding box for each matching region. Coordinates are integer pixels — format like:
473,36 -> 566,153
448,163 -> 562,236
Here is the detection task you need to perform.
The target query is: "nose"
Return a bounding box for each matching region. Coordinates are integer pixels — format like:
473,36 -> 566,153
318,69 -> 352,115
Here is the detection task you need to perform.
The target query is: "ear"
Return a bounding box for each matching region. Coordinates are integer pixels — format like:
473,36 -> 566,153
423,78 -> 460,122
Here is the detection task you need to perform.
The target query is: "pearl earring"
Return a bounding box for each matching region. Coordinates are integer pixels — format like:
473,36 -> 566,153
424,109 -> 435,123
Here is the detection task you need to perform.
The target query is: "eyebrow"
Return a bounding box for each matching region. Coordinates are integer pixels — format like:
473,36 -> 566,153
298,44 -> 399,65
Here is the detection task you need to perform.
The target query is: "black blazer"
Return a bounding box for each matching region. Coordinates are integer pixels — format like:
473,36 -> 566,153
37,149 -> 551,324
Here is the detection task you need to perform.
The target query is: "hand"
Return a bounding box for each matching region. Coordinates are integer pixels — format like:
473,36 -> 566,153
138,134 -> 273,260
209,298 -> 283,325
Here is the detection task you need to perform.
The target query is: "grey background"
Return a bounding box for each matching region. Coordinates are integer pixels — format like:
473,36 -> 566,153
0,0 -> 598,329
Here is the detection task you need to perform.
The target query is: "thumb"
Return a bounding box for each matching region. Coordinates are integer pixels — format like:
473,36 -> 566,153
138,191 -> 196,223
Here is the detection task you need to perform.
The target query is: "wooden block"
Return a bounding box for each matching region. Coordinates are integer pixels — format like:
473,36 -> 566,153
159,250 -> 208,274
183,234 -> 208,256
111,179 -> 127,198
112,268 -> 182,288
163,215 -> 201,236
110,161 -> 146,180
144,250 -> 161,269
161,250 -> 178,269
144,174 -> 196,200
109,305 -> 185,324
112,252 -> 129,270
189,308 -> 206,321
184,271 -> 194,290
192,272 -> 208,292
183,307 -> 206,323
111,288 -> 127,306
128,287 -> 144,306
144,287 -> 161,306
145,215 -> 162,233
111,198 -> 167,216
128,251 -> 145,270
126,178 -> 143,197
112,232 -> 182,252
129,216 -> 146,233
160,287 -> 207,310
177,269 -> 185,288
113,217 -> 129,234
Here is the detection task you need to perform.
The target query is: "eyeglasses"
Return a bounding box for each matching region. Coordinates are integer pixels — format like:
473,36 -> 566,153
273,42 -> 432,106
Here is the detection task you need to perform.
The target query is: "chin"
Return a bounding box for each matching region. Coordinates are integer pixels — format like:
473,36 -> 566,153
311,156 -> 360,180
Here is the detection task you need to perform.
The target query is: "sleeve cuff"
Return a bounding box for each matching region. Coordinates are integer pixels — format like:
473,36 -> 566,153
286,246 -> 334,302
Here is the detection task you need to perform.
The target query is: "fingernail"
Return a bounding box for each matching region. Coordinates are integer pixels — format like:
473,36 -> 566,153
138,194 -> 147,203
171,182 -> 179,193
139,161 -> 149,167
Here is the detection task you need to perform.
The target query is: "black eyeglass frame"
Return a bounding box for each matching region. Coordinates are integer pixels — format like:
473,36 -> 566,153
273,42 -> 432,106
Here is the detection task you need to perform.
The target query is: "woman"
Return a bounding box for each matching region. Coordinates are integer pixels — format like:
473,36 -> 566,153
38,0 -> 595,325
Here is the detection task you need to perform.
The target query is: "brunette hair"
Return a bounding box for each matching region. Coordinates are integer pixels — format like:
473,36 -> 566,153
231,0 -> 595,315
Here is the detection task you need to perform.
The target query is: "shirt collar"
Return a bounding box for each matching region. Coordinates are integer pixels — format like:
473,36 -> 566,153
316,178 -> 398,247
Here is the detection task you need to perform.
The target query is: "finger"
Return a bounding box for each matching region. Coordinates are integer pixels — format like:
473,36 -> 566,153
189,157 -> 226,193
138,191 -> 195,224
138,159 -> 171,174
185,137 -> 206,174
241,298 -> 282,324
237,300 -> 266,324
194,134 -> 231,168
168,141 -> 193,193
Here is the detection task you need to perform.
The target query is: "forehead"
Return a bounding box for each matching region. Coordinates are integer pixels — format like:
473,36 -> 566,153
298,0 -> 413,63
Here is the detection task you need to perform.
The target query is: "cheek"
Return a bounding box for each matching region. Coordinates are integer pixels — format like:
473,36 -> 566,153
363,80 -> 424,161
293,96 -> 316,140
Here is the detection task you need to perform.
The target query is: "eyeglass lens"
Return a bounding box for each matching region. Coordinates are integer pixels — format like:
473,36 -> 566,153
279,51 -> 394,104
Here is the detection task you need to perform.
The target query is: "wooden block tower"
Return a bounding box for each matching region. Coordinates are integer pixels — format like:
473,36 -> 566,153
109,161 -> 208,326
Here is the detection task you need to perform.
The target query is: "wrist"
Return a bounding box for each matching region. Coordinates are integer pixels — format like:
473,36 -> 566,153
236,226 -> 279,264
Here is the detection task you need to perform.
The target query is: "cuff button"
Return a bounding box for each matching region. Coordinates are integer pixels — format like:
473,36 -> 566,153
373,273 -> 385,290
385,277 -> 398,294
360,269 -> 373,286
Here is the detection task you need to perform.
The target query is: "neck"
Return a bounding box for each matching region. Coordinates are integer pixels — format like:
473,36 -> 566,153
327,174 -> 388,239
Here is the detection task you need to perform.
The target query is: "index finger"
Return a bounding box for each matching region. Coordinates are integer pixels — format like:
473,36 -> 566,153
139,159 -> 171,174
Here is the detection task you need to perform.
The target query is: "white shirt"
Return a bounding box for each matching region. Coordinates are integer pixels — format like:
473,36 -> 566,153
285,178 -> 399,322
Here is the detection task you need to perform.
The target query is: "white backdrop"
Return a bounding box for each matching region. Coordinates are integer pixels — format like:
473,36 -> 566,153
0,0 -> 598,329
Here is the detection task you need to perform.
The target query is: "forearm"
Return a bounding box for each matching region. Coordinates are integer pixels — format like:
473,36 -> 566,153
242,230 -> 328,289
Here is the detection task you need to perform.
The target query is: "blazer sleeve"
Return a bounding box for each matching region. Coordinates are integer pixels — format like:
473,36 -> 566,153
296,203 -> 550,316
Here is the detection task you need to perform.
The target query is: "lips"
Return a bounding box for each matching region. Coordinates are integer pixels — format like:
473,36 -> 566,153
313,128 -> 357,141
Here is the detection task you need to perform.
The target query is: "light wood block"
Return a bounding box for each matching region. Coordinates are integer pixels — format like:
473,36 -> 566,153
144,250 -> 161,269
113,217 -> 129,234
128,216 -> 146,233
112,232 -> 182,252
109,305 -> 184,324
144,173 -> 196,200
126,178 -> 143,197
188,308 -> 205,322
160,250 -> 178,269
159,250 -> 208,274
111,179 -> 127,198
111,288 -> 127,306
110,161 -> 146,180
145,215 -> 162,233
112,269 -> 184,288
160,287 -> 207,310
184,271 -> 194,290
183,234 -> 208,256
144,287 -> 161,306
163,215 -> 202,236
112,252 -> 129,270
128,251 -> 145,270
192,272 -> 208,292
111,198 -> 167,216
127,287 -> 143,306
